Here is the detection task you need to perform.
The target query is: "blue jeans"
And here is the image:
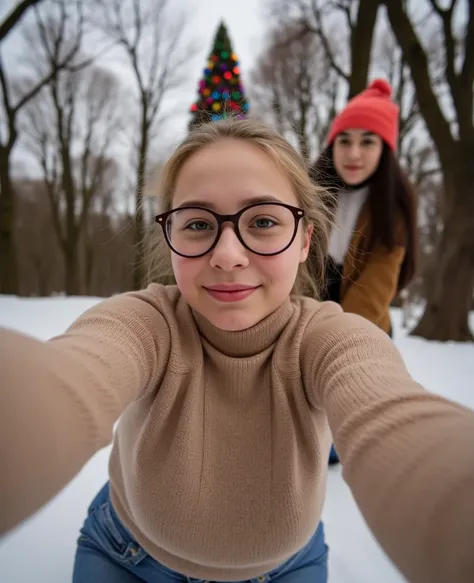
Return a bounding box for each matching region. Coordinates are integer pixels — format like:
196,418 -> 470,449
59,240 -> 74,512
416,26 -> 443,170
73,482 -> 328,582
328,444 -> 340,464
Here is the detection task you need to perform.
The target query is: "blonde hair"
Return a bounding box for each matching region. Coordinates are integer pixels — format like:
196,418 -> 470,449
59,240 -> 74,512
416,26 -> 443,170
145,119 -> 331,299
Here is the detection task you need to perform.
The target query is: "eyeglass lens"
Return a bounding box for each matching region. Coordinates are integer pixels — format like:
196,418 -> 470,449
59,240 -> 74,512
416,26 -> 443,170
165,204 -> 298,257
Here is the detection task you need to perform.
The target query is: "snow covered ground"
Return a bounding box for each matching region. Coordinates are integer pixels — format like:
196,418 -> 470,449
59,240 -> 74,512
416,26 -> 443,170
0,295 -> 473,583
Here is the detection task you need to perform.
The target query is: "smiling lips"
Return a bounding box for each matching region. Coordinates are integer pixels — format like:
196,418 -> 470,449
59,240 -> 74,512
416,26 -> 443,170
204,283 -> 260,302
344,165 -> 362,171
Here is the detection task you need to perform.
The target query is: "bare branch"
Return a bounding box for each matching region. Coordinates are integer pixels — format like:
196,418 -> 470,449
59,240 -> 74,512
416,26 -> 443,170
0,0 -> 44,43
249,20 -> 340,160
95,0 -> 195,289
21,47 -> 125,292
461,0 -> 474,98
279,0 -> 380,97
427,0 -> 462,119
332,0 -> 353,33
306,0 -> 349,81
383,1 -> 454,166
12,1 -> 87,114
426,0 -> 459,16
0,56 -> 16,148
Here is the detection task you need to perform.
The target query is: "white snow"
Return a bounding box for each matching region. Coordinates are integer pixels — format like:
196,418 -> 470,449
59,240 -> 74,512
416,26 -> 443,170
0,295 -> 473,583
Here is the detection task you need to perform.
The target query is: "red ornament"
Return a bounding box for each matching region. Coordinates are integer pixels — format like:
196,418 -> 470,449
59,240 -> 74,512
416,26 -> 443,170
190,103 -> 198,111
223,71 -> 232,80
212,75 -> 220,84
233,66 -> 240,74
211,55 -> 218,62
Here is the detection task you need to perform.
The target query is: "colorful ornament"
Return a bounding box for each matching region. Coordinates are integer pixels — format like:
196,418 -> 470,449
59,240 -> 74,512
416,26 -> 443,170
188,21 -> 249,131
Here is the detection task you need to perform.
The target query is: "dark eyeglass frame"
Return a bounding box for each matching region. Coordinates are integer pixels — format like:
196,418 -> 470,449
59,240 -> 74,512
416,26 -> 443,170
155,201 -> 306,258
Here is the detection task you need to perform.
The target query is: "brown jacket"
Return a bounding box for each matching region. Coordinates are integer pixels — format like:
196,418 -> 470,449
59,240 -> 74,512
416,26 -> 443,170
340,203 -> 406,333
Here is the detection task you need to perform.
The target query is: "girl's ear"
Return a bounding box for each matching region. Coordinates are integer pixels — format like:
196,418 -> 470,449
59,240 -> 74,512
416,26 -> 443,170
299,224 -> 313,263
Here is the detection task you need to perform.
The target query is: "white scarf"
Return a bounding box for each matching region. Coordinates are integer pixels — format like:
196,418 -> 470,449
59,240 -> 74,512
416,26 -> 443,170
328,186 -> 368,264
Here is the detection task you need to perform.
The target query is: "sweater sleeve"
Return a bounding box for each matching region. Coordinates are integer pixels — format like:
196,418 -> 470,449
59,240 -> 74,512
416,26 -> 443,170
0,291 -> 171,536
301,307 -> 474,583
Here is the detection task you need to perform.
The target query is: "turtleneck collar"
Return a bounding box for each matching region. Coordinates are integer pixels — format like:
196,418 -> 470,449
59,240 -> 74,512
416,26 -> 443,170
191,298 -> 294,358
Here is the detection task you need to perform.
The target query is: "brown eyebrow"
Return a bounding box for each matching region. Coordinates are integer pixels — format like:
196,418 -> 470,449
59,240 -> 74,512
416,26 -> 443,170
175,195 -> 284,210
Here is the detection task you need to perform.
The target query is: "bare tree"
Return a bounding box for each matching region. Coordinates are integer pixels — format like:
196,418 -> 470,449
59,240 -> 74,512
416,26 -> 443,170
81,155 -> 119,294
96,0 -> 194,290
14,173 -> 135,297
250,22 -> 339,162
22,64 -> 124,294
268,0 -> 382,99
0,0 -> 89,294
15,178 -> 62,296
383,0 -> 474,341
374,28 -> 420,151
0,0 -> 45,43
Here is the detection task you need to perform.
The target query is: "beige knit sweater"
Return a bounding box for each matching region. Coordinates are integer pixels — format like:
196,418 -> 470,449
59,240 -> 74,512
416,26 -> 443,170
1,284 -> 473,583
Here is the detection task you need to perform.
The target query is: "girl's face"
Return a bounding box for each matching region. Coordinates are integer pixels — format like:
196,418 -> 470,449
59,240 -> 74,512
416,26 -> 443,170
333,129 -> 383,185
170,138 -> 312,331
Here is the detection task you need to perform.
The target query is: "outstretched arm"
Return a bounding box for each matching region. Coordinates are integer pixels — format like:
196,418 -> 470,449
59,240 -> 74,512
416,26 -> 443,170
0,291 -> 170,535
302,306 -> 474,583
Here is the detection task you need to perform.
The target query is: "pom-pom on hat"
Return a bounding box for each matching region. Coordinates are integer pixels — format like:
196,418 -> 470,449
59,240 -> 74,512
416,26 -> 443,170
327,79 -> 399,151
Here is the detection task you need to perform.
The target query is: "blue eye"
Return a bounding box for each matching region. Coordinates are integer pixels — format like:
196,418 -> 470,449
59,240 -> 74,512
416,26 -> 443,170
255,218 -> 274,228
248,217 -> 277,230
186,221 -> 212,231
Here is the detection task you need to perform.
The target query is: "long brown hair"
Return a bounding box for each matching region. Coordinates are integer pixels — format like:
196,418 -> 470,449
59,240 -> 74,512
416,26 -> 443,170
309,143 -> 418,291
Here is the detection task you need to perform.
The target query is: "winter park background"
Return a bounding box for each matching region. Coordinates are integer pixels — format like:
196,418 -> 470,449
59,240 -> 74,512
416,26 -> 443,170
1,0 -> 474,581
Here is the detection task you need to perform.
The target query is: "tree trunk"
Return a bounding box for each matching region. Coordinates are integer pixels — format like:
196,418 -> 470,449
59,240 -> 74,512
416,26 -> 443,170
412,166 -> 474,341
132,111 -> 149,291
348,0 -> 381,98
83,234 -> 94,296
63,238 -> 80,296
297,98 -> 310,162
0,146 -> 18,294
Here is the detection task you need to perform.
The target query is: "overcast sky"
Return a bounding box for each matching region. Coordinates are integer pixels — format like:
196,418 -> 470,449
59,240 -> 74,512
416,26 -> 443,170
0,0 -> 268,172
0,0 -> 468,176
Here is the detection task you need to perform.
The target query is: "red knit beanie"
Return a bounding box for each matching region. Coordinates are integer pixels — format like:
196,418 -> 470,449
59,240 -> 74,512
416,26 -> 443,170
327,79 -> 399,151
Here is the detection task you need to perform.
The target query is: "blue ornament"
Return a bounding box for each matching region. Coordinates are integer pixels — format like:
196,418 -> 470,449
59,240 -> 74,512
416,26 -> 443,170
211,91 -> 220,99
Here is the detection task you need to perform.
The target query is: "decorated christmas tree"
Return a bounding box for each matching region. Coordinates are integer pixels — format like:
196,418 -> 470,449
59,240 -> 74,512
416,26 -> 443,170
189,21 -> 249,131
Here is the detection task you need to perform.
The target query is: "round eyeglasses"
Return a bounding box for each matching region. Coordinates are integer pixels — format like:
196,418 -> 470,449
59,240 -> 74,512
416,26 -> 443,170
155,202 -> 305,258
